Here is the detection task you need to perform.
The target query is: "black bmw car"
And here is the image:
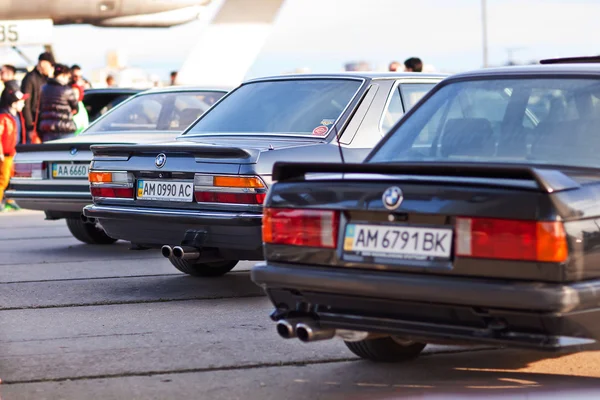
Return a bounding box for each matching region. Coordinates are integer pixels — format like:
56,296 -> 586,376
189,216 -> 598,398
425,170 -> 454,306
251,58 -> 600,362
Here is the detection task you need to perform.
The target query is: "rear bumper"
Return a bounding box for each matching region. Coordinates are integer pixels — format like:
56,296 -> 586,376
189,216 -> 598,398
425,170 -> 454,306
5,189 -> 91,213
84,204 -> 264,259
251,263 -> 600,350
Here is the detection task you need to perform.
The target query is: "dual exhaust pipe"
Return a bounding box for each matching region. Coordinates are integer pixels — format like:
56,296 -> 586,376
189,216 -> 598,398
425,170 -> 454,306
80,215 -> 97,224
277,319 -> 335,342
276,319 -> 375,343
276,319 -> 383,343
161,245 -> 200,260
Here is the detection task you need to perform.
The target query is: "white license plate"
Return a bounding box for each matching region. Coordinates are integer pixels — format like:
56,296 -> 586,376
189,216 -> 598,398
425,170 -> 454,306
343,223 -> 453,260
137,180 -> 194,202
52,163 -> 89,178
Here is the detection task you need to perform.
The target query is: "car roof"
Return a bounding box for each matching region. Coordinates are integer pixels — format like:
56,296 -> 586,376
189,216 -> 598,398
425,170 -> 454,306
449,63 -> 600,80
140,85 -> 234,94
83,88 -> 141,95
244,72 -> 448,84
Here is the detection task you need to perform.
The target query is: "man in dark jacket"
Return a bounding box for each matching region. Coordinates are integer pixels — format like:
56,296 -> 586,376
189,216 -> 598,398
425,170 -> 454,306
38,64 -> 78,142
21,52 -> 55,143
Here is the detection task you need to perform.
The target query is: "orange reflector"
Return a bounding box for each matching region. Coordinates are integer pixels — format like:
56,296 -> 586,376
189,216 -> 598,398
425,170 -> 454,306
213,176 -> 265,188
89,172 -> 113,183
536,221 -> 568,263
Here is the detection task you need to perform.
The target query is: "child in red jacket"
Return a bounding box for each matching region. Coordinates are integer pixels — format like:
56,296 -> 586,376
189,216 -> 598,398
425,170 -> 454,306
0,89 -> 28,211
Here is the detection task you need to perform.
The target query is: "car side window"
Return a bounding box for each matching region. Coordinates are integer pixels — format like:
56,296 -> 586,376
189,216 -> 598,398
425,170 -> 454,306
381,86 -> 403,133
400,83 -> 437,110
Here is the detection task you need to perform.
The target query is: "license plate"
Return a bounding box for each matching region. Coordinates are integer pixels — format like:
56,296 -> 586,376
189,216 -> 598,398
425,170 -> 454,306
137,180 -> 194,202
343,223 -> 453,260
52,163 -> 89,178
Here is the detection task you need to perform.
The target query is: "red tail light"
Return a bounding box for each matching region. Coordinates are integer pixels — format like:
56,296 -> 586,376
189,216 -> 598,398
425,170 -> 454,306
456,217 -> 568,263
14,162 -> 45,179
90,187 -> 134,199
194,174 -> 267,205
90,171 -> 134,200
263,208 -> 340,248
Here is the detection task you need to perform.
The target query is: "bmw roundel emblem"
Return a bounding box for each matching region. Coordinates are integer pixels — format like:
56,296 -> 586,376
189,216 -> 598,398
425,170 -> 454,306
382,186 -> 403,210
155,153 -> 167,168
70,147 -> 77,155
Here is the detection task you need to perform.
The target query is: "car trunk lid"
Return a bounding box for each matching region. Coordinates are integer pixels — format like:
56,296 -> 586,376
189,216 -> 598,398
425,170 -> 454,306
264,162 -> 587,282
90,138 -> 313,211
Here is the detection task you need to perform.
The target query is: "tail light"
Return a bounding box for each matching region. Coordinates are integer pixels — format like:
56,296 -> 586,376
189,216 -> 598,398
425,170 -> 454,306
89,171 -> 134,199
14,162 -> 46,179
263,208 -> 340,248
456,217 -> 568,263
194,174 -> 267,205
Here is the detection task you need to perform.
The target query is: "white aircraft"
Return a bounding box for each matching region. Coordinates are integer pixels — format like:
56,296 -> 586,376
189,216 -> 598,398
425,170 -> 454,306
0,0 -> 287,88
0,0 -> 212,27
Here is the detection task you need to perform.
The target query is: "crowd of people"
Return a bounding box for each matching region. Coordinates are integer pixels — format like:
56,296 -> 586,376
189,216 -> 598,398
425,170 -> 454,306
0,51 -> 92,212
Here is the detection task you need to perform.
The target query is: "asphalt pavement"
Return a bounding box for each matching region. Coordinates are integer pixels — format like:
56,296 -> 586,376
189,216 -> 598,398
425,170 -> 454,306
1,211 -> 600,399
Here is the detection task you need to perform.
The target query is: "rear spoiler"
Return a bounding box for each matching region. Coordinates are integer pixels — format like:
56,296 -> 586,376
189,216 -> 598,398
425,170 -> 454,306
90,143 -> 256,160
16,142 -> 100,153
272,162 -> 581,193
540,56 -> 600,64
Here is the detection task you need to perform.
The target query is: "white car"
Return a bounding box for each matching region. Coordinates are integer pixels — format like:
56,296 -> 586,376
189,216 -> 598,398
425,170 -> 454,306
6,86 -> 230,244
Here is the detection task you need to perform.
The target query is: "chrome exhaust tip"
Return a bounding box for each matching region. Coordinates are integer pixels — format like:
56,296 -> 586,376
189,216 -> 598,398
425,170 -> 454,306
161,245 -> 173,258
173,246 -> 200,260
296,322 -> 335,343
276,319 -> 300,339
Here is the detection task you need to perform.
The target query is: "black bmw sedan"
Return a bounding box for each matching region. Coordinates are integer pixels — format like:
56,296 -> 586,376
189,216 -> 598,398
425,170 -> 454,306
252,58 -> 600,362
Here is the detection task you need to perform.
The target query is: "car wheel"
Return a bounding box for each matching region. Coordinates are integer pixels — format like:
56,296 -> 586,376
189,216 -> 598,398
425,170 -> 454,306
344,337 -> 426,362
65,218 -> 117,245
168,258 -> 239,277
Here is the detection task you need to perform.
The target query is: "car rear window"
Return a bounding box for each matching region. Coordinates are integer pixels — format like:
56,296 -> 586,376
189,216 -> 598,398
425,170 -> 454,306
184,79 -> 362,137
84,91 -> 225,133
369,78 -> 600,168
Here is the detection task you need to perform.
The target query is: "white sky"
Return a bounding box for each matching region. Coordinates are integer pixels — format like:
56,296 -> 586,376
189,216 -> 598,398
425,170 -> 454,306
2,0 -> 599,80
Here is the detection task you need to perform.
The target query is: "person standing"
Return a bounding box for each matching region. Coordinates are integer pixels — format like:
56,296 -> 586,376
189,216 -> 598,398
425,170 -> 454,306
71,64 -> 92,89
106,75 -> 116,87
404,57 -> 423,72
170,71 -> 178,86
21,52 -> 55,143
388,61 -> 401,72
1,64 -> 19,92
71,83 -> 89,135
38,64 -> 78,142
0,89 -> 28,211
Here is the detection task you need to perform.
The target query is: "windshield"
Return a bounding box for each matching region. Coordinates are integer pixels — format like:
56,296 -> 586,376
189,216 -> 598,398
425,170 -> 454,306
85,91 -> 226,134
185,79 -> 362,136
369,78 -> 600,169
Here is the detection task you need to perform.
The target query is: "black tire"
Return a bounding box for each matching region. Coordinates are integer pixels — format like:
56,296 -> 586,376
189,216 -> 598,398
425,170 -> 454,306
169,258 -> 238,277
345,337 -> 426,363
65,218 -> 117,245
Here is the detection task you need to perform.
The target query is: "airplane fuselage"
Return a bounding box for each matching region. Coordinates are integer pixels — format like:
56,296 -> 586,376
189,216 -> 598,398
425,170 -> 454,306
0,0 -> 212,27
